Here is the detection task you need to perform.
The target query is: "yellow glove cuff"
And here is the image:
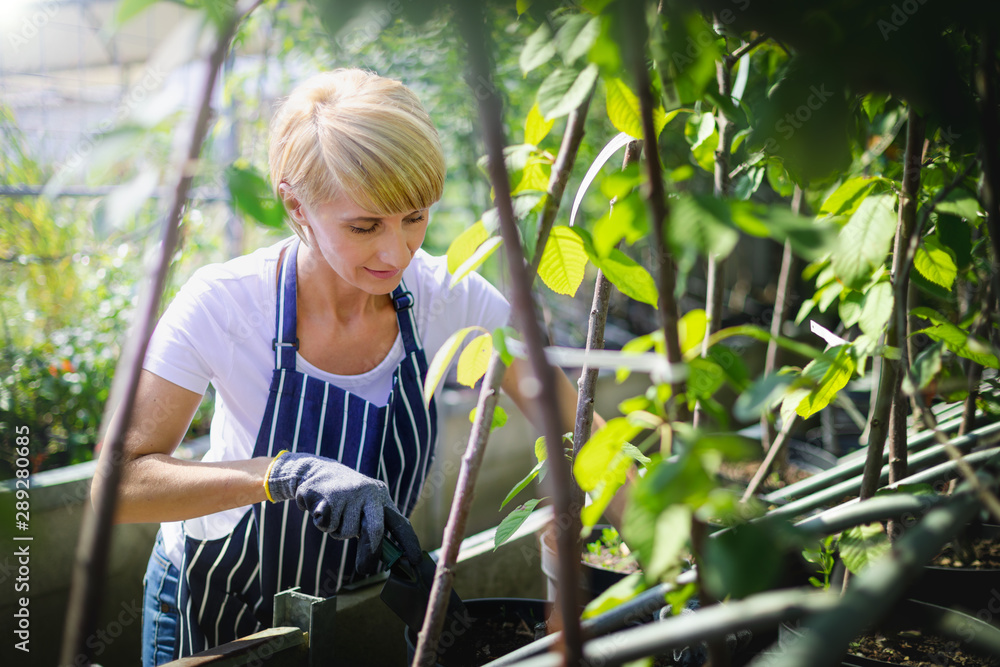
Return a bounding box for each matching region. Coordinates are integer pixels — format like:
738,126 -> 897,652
263,450 -> 290,503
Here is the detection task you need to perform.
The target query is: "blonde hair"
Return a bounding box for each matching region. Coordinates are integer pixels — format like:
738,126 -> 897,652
268,69 -> 446,242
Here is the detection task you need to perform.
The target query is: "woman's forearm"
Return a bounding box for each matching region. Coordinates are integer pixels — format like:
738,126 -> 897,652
111,454 -> 274,524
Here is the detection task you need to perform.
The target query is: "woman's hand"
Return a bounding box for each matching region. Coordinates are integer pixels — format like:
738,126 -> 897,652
266,452 -> 422,574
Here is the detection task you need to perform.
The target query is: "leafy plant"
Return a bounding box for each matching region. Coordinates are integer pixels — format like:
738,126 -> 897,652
802,534 -> 838,589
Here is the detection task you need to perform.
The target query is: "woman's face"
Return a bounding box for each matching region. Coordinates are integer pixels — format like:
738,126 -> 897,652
299,193 -> 429,294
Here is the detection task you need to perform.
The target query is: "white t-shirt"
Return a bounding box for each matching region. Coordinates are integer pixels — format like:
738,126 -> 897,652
142,237 -> 511,567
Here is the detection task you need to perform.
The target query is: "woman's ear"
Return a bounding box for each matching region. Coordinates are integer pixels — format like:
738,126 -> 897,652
278,183 -> 306,224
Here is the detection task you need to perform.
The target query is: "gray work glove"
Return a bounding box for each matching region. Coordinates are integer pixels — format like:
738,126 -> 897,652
266,452 -> 422,576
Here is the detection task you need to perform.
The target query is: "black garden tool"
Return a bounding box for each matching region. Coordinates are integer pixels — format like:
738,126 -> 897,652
379,536 -> 472,635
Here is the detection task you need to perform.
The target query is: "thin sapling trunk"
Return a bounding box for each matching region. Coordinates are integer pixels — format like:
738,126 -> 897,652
694,13 -> 735,429
415,28 -> 595,664
59,4 -> 259,664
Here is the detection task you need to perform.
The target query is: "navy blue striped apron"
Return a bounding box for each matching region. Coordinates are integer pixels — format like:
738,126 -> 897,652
176,239 -> 438,656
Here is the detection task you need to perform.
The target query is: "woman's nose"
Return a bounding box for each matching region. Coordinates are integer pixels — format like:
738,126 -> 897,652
378,223 -> 411,267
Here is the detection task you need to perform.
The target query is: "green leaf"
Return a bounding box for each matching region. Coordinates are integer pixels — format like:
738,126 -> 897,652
521,22 -> 556,74
678,309 -> 708,355
917,323 -> 1000,369
663,582 -> 698,616
839,291 -> 864,328
499,458 -> 543,510
583,572 -> 646,620
831,195 -> 897,290
600,163 -> 644,201
936,216 -> 973,270
624,457 -> 714,574
687,357 -> 726,401
906,342 -> 944,391
226,164 -> 285,229
874,484 -> 938,498
592,191 -> 648,256
791,347 -> 856,419
423,326 -> 488,406
685,112 -> 718,173
456,333 -> 493,387
574,417 -> 643,491
605,78 -> 669,140
494,499 -> 545,550
615,331 -> 663,383
703,520 -> 787,599
820,177 -> 881,216
709,345 -> 750,391
538,226 -> 588,296
451,236 -> 503,286
816,281 -> 843,313
115,0 -> 161,26
512,161 -> 551,195
858,281 -> 894,338
525,103 -> 556,146
730,203 -> 839,262
935,190 -> 981,221
482,193 -> 545,231
534,436 -> 548,463
733,373 -> 794,422
492,326 -> 517,367
691,434 -> 757,464
470,404 -> 508,431
555,14 -> 601,65
669,194 -> 739,260
594,250 -> 658,308
662,11 -> 721,104
537,64 -> 599,120
840,523 -> 890,575
447,221 -> 489,274
646,505 -> 693,581
914,236 -> 957,290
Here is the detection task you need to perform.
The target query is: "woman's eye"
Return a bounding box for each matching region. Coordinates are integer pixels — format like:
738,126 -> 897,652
350,226 -> 377,235
405,215 -> 426,224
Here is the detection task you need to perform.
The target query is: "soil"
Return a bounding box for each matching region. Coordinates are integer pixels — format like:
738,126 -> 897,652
718,458 -> 812,492
582,543 -> 641,574
438,614 -> 543,666
930,533 -> 1000,569
850,629 -> 1000,666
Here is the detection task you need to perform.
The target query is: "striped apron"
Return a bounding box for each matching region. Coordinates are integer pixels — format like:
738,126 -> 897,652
176,239 -> 438,656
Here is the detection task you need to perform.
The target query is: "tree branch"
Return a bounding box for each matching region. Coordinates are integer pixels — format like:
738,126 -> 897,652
761,186 -> 804,452
572,141 -> 642,512
415,43 -> 596,667
58,3 -> 260,665
450,5 -> 585,665
724,33 -> 769,67
888,109 -> 926,485
621,0 -> 685,412
413,352 -> 506,665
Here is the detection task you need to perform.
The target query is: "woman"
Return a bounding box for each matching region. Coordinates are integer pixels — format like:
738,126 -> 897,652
98,69 -> 585,665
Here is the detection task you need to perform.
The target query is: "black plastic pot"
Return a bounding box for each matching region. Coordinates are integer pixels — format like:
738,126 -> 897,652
540,524 -> 635,603
403,598 -> 550,667
777,599 -> 1000,666
906,524 -> 1000,613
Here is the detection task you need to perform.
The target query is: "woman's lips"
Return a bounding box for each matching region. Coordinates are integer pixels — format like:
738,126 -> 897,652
365,267 -> 400,280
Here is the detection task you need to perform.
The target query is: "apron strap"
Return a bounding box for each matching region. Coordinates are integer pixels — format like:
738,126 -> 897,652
272,240 -> 300,370
275,243 -> 420,367
392,282 -> 421,355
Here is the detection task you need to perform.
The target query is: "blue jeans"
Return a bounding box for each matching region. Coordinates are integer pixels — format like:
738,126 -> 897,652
142,530 -> 180,666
